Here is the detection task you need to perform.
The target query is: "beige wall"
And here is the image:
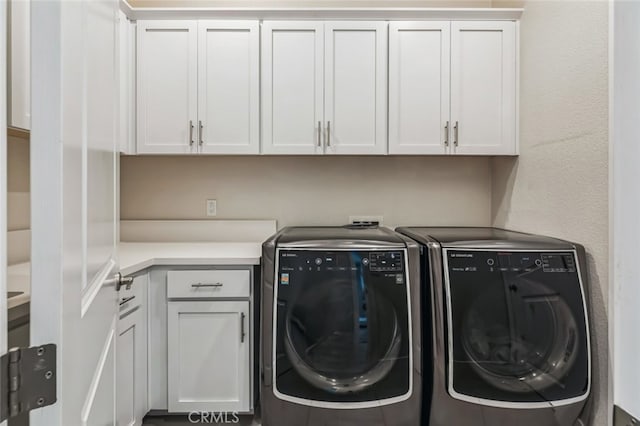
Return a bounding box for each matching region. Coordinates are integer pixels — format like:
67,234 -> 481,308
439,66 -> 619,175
120,156 -> 493,228
491,1 -> 609,425
7,132 -> 30,231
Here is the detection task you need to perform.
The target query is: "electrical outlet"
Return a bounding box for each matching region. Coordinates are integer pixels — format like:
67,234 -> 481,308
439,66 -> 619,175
349,215 -> 383,226
206,199 -> 217,217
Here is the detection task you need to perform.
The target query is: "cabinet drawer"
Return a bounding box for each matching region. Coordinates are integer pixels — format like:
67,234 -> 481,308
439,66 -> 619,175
167,270 -> 250,299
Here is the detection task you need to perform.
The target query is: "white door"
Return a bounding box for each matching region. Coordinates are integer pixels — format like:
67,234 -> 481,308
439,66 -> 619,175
324,21 -> 388,155
198,20 -> 260,154
168,301 -> 250,413
30,0 -> 121,425
137,20 -> 198,154
0,1 -> 8,424
450,21 -> 517,155
261,21 -> 324,155
389,22 -> 450,155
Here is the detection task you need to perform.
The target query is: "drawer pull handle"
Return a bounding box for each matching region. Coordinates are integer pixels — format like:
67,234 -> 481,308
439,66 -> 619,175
120,296 -> 136,306
240,312 -> 246,343
191,283 -> 223,288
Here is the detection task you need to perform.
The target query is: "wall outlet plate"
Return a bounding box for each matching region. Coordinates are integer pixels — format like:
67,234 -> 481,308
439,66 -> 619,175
206,199 -> 217,217
349,215 -> 383,226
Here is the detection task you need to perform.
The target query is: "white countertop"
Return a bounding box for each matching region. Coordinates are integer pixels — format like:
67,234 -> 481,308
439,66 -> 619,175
119,242 -> 262,276
7,241 -> 264,309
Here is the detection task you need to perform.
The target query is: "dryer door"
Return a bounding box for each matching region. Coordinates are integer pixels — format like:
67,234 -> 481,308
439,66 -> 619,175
273,249 -> 412,406
444,250 -> 590,407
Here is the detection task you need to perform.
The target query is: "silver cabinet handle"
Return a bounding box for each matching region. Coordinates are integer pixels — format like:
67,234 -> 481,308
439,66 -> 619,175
191,283 -> 223,288
326,121 -> 331,147
444,121 -> 450,146
454,121 -> 459,147
317,121 -> 322,147
199,120 -> 204,146
189,120 -> 194,146
110,273 -> 133,292
120,296 -> 136,306
240,312 -> 246,343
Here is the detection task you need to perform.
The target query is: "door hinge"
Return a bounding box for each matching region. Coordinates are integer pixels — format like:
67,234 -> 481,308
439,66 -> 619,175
0,344 -> 57,422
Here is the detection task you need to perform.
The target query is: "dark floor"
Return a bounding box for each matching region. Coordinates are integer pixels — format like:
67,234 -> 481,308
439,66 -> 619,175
142,414 -> 260,426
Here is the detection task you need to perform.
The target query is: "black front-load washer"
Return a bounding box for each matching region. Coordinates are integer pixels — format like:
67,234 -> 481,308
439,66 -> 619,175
396,227 -> 593,426
260,226 -> 422,426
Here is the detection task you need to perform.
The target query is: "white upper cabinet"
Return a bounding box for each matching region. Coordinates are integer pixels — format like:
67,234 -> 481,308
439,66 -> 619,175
324,22 -> 388,155
137,21 -> 198,154
137,20 -> 259,154
261,21 -> 324,155
389,22 -> 450,155
261,21 -> 388,155
450,21 -> 517,155
134,15 -> 519,156
9,0 -> 31,130
118,11 -> 136,154
198,21 -> 260,154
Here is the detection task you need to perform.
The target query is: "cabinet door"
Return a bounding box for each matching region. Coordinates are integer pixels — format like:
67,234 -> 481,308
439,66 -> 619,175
137,20 -> 198,154
117,309 -> 147,425
261,21 -> 324,155
198,21 -> 259,154
9,0 -> 30,130
450,21 -> 517,155
324,21 -> 388,155
116,274 -> 148,426
389,22 -> 450,155
118,11 -> 136,154
168,301 -> 250,413
117,313 -> 136,426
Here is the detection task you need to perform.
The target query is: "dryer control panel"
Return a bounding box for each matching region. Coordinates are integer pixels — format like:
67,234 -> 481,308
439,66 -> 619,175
448,251 -> 577,274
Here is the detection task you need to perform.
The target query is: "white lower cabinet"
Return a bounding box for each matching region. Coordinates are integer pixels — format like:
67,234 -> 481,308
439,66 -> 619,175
116,274 -> 149,426
167,300 -> 251,413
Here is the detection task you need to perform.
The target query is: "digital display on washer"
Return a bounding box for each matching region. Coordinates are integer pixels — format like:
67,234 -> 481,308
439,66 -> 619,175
445,250 -> 589,404
274,249 -> 410,403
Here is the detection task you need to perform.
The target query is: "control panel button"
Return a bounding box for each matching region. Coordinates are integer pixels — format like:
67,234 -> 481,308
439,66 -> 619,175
369,251 -> 403,272
487,258 -> 495,266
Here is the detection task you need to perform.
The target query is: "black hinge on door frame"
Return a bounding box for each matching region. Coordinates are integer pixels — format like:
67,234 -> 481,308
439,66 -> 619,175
0,344 -> 57,422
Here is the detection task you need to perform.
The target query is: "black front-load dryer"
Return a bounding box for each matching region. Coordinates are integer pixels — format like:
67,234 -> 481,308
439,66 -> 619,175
396,227 -> 592,426
260,226 -> 422,426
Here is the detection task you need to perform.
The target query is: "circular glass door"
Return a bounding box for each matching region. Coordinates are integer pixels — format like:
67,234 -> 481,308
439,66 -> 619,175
275,249 -> 411,403
284,277 -> 401,394
446,250 -> 590,404
461,278 -> 579,393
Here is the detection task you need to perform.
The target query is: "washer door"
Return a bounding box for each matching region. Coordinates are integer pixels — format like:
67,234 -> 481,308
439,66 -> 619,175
274,250 -> 412,404
446,250 -> 590,405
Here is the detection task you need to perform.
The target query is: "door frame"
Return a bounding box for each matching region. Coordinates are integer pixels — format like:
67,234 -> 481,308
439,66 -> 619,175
0,0 -> 8,423
610,0 -> 640,423
29,1 -> 64,423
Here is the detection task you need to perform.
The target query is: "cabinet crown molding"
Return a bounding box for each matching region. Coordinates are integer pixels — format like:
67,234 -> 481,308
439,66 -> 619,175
120,0 -> 523,21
